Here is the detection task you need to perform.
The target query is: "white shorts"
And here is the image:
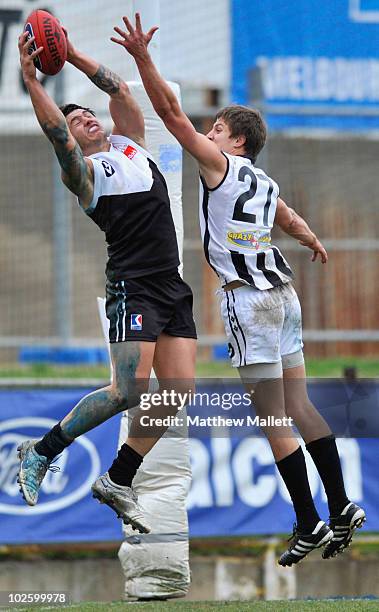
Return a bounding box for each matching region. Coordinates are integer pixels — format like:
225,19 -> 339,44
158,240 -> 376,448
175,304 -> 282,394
220,282 -> 303,368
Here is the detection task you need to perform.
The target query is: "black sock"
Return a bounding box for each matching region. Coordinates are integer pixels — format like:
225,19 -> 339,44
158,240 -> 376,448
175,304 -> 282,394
276,446 -> 320,534
34,423 -> 73,460
306,434 -> 349,516
108,443 -> 143,487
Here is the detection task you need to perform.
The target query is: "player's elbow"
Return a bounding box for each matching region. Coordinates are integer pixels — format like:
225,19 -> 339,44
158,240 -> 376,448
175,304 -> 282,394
275,206 -> 295,232
285,215 -> 304,236
161,111 -> 188,144
154,104 -> 174,121
111,80 -> 129,99
42,118 -> 70,147
286,208 -> 303,231
156,99 -> 181,123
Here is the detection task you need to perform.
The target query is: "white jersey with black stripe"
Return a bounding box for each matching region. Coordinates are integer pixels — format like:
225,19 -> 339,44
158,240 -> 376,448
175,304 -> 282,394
199,153 -> 293,289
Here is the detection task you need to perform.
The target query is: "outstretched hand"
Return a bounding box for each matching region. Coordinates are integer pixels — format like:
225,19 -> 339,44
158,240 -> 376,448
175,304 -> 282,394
111,13 -> 158,59
61,26 -> 77,63
18,31 -> 43,81
300,237 -> 328,264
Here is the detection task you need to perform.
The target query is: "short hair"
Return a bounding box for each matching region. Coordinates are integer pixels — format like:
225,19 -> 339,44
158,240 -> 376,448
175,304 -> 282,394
60,103 -> 96,118
215,104 -> 267,162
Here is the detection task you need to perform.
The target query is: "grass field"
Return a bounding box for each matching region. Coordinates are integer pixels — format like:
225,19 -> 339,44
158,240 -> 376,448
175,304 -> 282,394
12,599 -> 379,612
0,357 -> 378,380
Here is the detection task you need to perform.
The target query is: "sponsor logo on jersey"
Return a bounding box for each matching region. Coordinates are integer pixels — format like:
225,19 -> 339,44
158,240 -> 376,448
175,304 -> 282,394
227,230 -> 271,251
101,160 -> 115,177
123,145 -> 138,159
130,314 -> 143,331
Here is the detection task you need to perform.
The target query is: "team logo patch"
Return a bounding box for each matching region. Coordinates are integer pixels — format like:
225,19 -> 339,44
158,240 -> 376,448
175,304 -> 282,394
227,229 -> 271,251
101,160 -> 115,177
130,314 -> 143,331
227,343 -> 235,359
123,145 -> 137,159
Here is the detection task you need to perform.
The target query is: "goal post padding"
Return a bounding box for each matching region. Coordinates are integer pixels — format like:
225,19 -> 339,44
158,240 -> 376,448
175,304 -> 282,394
97,81 -> 191,599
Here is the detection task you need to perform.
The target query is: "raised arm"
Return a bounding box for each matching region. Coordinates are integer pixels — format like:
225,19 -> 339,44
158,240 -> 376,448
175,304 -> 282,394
64,29 -> 145,145
275,197 -> 328,263
19,32 -> 93,208
111,14 -> 226,187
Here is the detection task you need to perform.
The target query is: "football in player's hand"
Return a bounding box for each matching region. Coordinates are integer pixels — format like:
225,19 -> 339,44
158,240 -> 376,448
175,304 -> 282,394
24,10 -> 67,75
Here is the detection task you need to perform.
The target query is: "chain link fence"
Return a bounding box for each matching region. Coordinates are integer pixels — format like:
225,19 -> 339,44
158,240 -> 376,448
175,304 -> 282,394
1,112 -> 378,362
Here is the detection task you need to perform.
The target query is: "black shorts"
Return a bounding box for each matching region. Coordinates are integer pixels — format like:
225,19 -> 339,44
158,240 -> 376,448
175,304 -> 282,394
106,270 -> 197,343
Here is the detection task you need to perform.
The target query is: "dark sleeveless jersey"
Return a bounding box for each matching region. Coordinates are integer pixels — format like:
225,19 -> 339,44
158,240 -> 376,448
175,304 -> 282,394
79,135 -> 180,281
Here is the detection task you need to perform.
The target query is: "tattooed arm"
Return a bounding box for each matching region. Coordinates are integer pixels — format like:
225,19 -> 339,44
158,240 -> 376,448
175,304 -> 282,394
18,32 -> 94,209
65,30 -> 145,145
41,118 -> 94,209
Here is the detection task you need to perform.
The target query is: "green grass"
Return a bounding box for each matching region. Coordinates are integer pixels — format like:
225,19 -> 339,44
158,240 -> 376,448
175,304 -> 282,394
0,363 -> 111,380
0,357 -> 377,380
305,358 -> 379,378
11,600 -> 379,612
197,357 -> 379,378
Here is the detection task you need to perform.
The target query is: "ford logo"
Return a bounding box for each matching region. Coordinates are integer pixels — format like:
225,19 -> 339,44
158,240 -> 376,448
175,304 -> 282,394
0,418 -> 101,515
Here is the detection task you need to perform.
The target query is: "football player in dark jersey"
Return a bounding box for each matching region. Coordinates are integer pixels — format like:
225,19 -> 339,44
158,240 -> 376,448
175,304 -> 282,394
17,29 -> 196,532
117,13 -> 366,562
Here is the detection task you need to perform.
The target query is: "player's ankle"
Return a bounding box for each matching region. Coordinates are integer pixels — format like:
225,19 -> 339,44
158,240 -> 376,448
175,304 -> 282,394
34,423 -> 72,460
329,498 -> 351,517
108,443 -> 143,487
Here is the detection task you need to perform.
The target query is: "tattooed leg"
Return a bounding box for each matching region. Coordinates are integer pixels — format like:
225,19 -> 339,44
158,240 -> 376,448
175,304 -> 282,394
60,341 -> 155,440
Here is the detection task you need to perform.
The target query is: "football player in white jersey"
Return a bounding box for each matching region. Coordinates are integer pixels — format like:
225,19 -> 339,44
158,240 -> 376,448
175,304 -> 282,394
16,30 -> 197,531
116,14 -> 366,565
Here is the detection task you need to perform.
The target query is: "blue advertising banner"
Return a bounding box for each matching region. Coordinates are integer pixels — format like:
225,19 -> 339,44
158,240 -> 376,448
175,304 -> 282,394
0,385 -> 377,543
188,436 -> 377,536
0,390 -> 123,544
232,0 -> 379,130
186,380 -> 378,535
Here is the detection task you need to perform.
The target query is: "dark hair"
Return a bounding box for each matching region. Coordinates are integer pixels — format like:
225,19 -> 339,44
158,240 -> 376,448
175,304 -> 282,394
215,104 -> 267,162
60,103 -> 96,118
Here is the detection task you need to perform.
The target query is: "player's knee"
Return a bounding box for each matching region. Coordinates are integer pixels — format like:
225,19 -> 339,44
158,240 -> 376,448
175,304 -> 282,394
158,381 -> 195,415
174,381 -> 196,405
285,397 -> 313,419
109,387 -> 129,411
